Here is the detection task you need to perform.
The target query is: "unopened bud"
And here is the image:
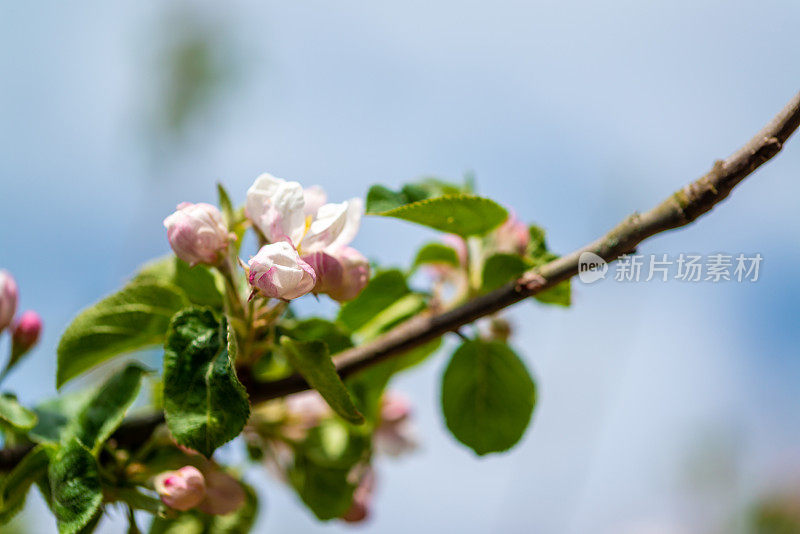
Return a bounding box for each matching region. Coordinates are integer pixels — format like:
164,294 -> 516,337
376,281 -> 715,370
0,271 -> 18,332
163,202 -> 231,267
154,466 -> 206,511
10,311 -> 42,361
331,247 -> 370,302
248,242 -> 316,300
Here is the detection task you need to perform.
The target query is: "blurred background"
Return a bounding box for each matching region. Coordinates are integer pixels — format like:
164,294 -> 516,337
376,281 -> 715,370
2,1 -> 800,532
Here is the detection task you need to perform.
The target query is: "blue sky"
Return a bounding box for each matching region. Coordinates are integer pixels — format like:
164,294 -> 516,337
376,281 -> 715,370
1,1 -> 799,532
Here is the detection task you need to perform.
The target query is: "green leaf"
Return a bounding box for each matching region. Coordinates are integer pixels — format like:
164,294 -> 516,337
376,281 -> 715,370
0,446 -> 48,524
534,280 -> 571,307
365,178 -> 471,213
412,243 -> 460,269
337,270 -> 411,332
441,340 -> 536,455
371,194 -> 508,237
0,394 -> 37,431
65,364 -> 146,454
288,454 -> 355,521
148,514 -> 206,534
48,438 -> 103,534
348,339 -> 441,423
136,256 -> 224,309
217,183 -> 235,227
57,281 -> 189,387
283,318 -> 353,355
528,250 -> 571,307
481,253 -> 529,292
355,293 -> 426,342
279,338 -> 363,425
30,390 -> 94,445
527,224 -> 547,258
163,308 -> 250,457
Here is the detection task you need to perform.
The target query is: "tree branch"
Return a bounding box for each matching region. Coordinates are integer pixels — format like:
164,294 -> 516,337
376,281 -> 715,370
1,90 -> 797,472
248,89 -> 800,402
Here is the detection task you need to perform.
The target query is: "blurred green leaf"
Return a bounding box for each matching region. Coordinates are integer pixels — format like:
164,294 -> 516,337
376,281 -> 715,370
0,446 -> 48,525
0,394 -> 37,431
355,293 -> 426,342
288,454 -> 355,521
283,318 -> 353,355
481,253 -> 529,292
280,338 -> 363,425
48,438 -> 103,534
371,195 -> 508,237
337,270 -> 411,333
65,364 -> 146,454
441,340 -> 536,455
30,390 -> 94,445
57,281 -> 189,388
136,256 -> 224,309
412,243 -> 460,269
348,339 -> 441,423
527,224 -> 548,258
163,309 -> 250,457
365,178 -> 471,213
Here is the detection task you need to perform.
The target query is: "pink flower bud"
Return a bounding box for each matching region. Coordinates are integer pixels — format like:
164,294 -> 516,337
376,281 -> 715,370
154,466 -> 206,511
0,271 -> 18,332
197,470 -> 246,515
305,247 -> 369,302
248,242 -> 316,300
494,212 -> 529,255
11,311 -> 42,360
163,202 -> 230,267
303,250 -> 344,297
332,247 -> 370,302
374,392 -> 417,457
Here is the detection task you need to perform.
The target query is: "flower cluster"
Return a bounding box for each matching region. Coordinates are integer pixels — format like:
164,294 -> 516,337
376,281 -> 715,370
0,270 -> 42,368
245,174 -> 369,302
163,173 -> 370,303
253,390 -> 417,523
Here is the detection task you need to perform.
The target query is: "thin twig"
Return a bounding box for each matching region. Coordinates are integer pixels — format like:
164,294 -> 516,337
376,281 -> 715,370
247,90 -> 800,403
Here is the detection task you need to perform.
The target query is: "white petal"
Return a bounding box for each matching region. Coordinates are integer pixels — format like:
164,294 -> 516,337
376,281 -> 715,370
300,201 -> 349,252
326,198 -> 363,251
245,173 -> 307,245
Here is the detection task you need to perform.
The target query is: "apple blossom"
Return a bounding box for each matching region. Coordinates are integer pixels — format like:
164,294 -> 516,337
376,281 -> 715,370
374,392 -> 417,457
163,202 -> 231,266
494,212 -> 530,255
154,466 -> 206,511
197,470 -> 246,515
0,270 -> 18,332
245,174 -> 368,300
248,242 -> 316,300
10,310 -> 42,360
